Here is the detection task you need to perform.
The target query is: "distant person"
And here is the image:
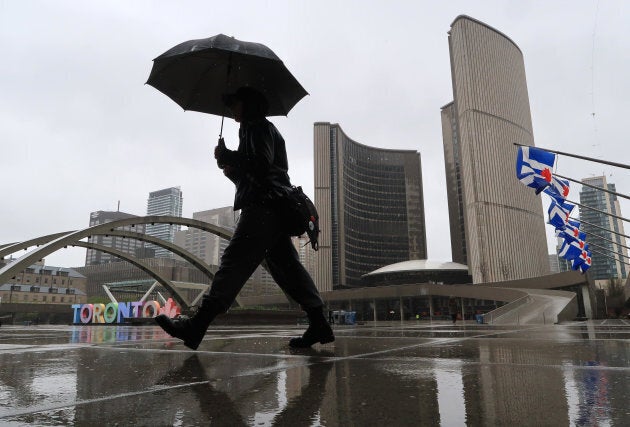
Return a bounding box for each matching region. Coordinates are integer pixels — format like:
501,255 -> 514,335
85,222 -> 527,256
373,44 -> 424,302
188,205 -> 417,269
156,87 -> 334,350
448,298 -> 459,324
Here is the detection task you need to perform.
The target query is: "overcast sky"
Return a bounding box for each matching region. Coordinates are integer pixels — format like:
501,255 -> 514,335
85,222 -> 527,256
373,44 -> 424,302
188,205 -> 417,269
1,0 -> 628,269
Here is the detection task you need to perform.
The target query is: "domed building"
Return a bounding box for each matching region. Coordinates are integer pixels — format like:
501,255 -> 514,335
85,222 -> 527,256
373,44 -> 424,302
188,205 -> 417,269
362,260 -> 471,286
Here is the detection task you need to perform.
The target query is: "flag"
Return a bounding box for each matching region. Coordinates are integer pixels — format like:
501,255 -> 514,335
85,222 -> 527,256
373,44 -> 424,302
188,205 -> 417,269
555,228 -> 582,242
563,220 -> 581,237
579,254 -> 592,273
571,250 -> 591,272
548,199 -> 575,229
516,146 -> 556,194
543,177 -> 570,202
558,240 -> 583,261
556,229 -> 587,247
568,219 -> 581,229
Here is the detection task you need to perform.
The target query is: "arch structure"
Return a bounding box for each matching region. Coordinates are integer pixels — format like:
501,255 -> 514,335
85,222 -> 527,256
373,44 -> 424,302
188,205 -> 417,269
0,216 -> 234,310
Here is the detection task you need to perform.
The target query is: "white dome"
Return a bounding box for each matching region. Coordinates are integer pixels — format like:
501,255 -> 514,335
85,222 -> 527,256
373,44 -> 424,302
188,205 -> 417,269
365,260 -> 468,276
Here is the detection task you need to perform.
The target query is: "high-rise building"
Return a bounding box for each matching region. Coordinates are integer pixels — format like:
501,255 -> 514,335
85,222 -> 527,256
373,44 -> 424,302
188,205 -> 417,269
173,206 -> 282,298
314,122 -> 427,291
146,187 -> 183,258
174,206 -> 236,266
84,211 -> 146,266
441,15 -> 549,283
579,176 -> 628,280
548,254 -> 561,274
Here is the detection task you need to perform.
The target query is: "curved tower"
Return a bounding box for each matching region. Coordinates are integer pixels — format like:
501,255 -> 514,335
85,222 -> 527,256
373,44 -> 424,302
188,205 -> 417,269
314,122 -> 427,290
442,16 -> 549,283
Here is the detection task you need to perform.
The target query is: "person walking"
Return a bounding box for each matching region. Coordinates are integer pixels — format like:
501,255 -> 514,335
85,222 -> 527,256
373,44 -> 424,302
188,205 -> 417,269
156,87 -> 334,350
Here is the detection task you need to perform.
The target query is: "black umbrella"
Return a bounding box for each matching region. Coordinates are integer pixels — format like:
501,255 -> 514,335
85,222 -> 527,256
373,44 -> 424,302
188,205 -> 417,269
146,34 -> 308,121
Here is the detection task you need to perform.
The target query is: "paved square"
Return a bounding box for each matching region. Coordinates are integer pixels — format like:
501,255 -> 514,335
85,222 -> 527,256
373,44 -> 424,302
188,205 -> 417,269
1,320 -> 629,426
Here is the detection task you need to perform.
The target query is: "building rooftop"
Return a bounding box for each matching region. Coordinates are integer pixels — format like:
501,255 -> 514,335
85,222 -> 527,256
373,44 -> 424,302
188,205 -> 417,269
0,262 -> 86,278
365,260 -> 469,276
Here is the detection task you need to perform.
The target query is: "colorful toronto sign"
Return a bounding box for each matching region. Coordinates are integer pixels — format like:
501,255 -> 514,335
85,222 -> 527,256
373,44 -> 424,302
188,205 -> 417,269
71,298 -> 180,324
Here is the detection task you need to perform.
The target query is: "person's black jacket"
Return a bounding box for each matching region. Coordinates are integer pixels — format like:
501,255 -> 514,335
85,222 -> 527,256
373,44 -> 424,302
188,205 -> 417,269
216,118 -> 292,210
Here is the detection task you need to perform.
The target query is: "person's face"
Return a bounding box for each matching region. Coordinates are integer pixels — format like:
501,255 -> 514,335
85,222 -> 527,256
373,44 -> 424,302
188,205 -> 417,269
230,99 -> 243,123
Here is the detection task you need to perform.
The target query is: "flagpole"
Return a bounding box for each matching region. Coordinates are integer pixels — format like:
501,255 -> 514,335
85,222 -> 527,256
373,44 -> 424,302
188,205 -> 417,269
587,241 -> 630,260
555,173 -> 630,201
513,142 -> 630,170
570,217 -> 630,240
585,232 -> 630,252
567,199 -> 630,223
589,248 -> 630,267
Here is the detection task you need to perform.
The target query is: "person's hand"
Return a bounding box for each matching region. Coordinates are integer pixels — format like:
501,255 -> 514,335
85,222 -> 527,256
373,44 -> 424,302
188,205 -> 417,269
214,137 -> 226,157
215,137 -> 227,168
223,165 -> 234,177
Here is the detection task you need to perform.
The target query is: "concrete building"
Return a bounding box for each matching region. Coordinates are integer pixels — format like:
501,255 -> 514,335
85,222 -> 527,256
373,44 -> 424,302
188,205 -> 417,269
174,206 -> 236,267
173,206 -> 282,299
548,254 -> 561,274
293,235 -> 316,279
75,257 -> 210,299
84,210 -> 146,266
441,15 -> 549,283
0,260 -> 87,305
146,187 -> 183,258
314,122 -> 427,291
579,176 -> 628,281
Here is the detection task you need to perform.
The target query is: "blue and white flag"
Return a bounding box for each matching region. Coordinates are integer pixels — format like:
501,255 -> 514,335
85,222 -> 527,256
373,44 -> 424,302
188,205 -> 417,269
570,249 -> 591,272
548,199 -> 575,229
558,240 -> 584,262
556,228 -> 587,247
578,253 -> 592,273
516,146 -> 556,194
543,176 -> 570,202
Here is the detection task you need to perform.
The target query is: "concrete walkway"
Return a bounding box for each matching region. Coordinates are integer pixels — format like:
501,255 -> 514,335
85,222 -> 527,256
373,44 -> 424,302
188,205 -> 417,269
1,320 -> 629,426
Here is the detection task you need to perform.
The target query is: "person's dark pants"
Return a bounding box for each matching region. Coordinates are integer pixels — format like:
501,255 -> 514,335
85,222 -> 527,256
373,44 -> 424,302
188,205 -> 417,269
202,204 -> 324,313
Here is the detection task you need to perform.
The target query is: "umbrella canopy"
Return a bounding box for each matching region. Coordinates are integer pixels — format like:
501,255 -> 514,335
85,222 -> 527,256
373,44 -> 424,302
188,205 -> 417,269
146,34 -> 308,118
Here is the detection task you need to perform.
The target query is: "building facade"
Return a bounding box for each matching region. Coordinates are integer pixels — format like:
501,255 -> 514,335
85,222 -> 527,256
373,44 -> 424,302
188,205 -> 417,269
146,187 -> 183,258
579,176 -> 628,280
84,211 -> 146,266
314,122 -> 427,290
173,206 -> 285,299
0,260 -> 87,305
174,206 -> 236,267
75,257 -> 211,299
441,15 -> 549,283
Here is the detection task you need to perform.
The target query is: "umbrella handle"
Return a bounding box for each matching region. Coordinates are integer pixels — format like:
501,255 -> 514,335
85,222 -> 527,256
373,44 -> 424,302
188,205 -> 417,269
219,115 -> 224,138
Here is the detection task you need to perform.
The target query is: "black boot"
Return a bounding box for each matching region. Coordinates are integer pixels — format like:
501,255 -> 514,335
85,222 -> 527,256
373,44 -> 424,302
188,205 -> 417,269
289,306 -> 335,348
155,303 -> 218,350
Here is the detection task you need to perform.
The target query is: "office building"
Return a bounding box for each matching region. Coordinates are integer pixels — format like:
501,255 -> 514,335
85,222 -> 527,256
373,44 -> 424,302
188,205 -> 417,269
173,206 -> 282,298
579,176 -> 628,280
84,211 -> 146,266
314,122 -> 427,291
75,257 -> 211,299
174,206 -> 236,266
548,254 -> 562,274
441,15 -> 549,283
146,187 -> 183,258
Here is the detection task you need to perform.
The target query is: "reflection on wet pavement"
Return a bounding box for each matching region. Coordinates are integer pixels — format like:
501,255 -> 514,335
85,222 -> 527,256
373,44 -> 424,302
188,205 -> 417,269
0,320 -> 629,425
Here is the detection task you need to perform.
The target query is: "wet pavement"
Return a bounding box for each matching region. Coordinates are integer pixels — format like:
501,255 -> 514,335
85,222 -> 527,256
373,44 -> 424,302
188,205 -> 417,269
1,320 -> 629,426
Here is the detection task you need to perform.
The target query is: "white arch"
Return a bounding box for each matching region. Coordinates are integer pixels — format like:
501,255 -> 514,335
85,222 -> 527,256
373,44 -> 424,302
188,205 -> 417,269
73,240 -> 190,308
0,216 -> 234,308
